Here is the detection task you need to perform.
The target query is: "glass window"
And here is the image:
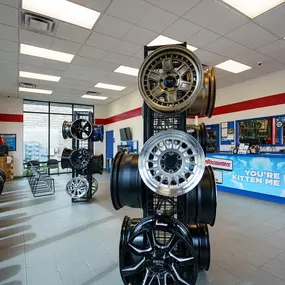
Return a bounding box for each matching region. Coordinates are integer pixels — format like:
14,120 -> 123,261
24,100 -> 48,113
24,113 -> 48,162
74,104 -> 94,113
50,103 -> 72,114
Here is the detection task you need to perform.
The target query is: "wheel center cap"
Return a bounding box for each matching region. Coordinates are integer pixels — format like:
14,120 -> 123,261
164,76 -> 176,88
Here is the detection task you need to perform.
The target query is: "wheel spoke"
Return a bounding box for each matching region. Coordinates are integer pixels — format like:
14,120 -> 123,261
169,252 -> 194,264
178,80 -> 192,92
166,90 -> 178,103
146,230 -> 156,248
167,234 -> 180,252
152,86 -> 165,98
142,269 -> 155,285
148,71 -> 160,82
162,58 -> 174,72
128,242 -> 152,254
170,264 -> 191,285
177,63 -> 188,76
121,257 -> 146,277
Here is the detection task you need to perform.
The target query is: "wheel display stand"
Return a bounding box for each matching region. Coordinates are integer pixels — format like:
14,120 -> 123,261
61,111 -> 103,203
71,111 -> 94,203
111,43 -> 217,284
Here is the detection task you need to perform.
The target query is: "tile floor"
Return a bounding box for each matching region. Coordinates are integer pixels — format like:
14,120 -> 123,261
1,173 -> 285,285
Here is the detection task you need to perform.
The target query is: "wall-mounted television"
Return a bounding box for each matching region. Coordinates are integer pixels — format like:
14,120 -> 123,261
120,127 -> 132,141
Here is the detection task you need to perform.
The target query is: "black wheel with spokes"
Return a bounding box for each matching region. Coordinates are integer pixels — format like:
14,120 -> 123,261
120,215 -> 198,285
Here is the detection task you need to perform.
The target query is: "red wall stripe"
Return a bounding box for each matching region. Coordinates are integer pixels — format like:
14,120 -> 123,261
0,113 -> 23,122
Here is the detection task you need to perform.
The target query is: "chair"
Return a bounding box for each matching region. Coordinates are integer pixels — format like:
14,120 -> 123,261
47,159 -> 59,175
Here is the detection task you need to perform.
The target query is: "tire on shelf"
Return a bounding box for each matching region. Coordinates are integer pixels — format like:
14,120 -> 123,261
61,148 -> 72,169
62,121 -> 72,139
89,154 -> 103,174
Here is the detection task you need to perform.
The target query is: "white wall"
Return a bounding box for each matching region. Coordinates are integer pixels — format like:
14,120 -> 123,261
105,91 -> 143,156
0,97 -> 23,176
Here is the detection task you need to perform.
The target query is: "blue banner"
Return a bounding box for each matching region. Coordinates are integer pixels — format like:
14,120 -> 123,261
207,153 -> 285,198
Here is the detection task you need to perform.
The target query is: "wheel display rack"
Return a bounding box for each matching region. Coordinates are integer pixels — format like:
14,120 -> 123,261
110,43 -> 217,284
61,111 -> 103,203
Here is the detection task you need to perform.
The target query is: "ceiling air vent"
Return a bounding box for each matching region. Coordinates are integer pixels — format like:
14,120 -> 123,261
86,91 -> 101,96
19,82 -> 37,89
21,12 -> 56,34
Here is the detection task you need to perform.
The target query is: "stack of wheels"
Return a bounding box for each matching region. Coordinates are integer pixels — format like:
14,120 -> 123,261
112,45 -> 217,284
0,168 -> 6,195
119,215 -> 199,284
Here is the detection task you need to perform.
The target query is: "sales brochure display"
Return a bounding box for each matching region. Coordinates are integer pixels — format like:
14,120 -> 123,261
110,44 -> 218,284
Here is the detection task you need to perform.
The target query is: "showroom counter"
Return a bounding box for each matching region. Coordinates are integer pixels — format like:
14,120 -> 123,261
206,152 -> 285,203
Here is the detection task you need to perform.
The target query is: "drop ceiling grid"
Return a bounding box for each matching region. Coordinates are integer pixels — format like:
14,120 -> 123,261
0,0 -> 284,103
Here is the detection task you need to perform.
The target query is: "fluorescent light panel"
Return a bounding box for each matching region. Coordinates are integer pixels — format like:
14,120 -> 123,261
114,65 -> 139,76
82,95 -> 108,100
22,0 -> 101,29
215,60 -> 252,74
20,71 -> 61,82
20,44 -> 74,63
221,0 -> 283,18
95,83 -> 126,91
19,87 -> 52,94
148,35 -> 198,51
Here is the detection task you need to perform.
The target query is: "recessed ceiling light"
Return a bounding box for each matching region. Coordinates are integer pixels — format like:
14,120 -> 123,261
20,44 -> 74,63
221,0 -> 283,19
94,83 -> 126,91
215,60 -> 252,73
20,71 -> 61,82
82,94 -> 108,100
22,0 -> 101,29
148,35 -> 198,51
114,65 -> 139,76
19,87 -> 52,94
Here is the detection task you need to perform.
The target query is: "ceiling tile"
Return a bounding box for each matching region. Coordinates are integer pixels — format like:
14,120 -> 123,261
132,48 -> 144,59
138,5 -> 178,33
100,72 -> 137,86
94,14 -> 134,39
232,48 -> 271,67
0,38 -> 18,53
19,64 -> 65,77
254,3 -> 285,38
79,45 -> 107,60
0,0 -> 18,7
205,37 -> 249,58
20,30 -> 53,49
71,56 -> 99,68
19,54 -> 70,71
101,52 -> 129,64
256,58 -> 285,73
145,0 -> 201,16
256,40 -> 285,64
217,78 -> 234,89
0,60 -> 17,71
86,32 -> 141,56
236,68 -> 268,81
51,38 -> 82,55
183,0 -> 248,35
0,4 -> 18,27
194,49 -> 227,66
188,29 -> 220,48
163,19 -> 202,42
56,22 -> 91,44
0,50 -> 17,62
70,0 -> 113,12
122,57 -> 143,69
0,68 -> 17,77
106,0 -> 152,24
0,24 -> 18,42
123,26 -> 157,46
226,22 -> 278,49
96,60 -> 120,72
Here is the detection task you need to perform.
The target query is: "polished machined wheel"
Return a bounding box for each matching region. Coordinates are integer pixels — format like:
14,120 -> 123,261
120,216 -> 198,285
66,177 -> 89,198
139,129 -> 205,197
138,45 -> 204,114
62,121 -> 72,139
70,119 -> 92,140
70,148 -> 92,170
